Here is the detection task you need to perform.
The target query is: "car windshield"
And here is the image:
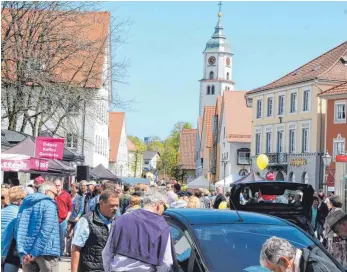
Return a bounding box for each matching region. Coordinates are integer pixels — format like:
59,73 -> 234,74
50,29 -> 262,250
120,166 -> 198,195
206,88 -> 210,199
192,224 -> 334,272
239,187 -> 304,206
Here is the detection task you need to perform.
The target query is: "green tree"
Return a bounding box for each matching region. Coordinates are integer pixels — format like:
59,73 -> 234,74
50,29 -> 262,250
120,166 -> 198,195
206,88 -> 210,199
146,138 -> 164,154
169,122 -> 192,151
128,136 -> 146,177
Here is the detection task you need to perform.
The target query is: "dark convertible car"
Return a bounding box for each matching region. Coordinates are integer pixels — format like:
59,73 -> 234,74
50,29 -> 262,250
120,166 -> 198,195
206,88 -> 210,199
163,209 -> 345,272
230,180 -> 316,236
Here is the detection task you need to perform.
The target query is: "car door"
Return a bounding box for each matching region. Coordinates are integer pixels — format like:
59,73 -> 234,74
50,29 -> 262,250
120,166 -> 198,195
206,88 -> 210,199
164,217 -> 208,272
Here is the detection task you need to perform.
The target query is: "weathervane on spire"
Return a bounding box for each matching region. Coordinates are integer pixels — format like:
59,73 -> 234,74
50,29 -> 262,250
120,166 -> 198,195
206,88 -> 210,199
218,1 -> 223,17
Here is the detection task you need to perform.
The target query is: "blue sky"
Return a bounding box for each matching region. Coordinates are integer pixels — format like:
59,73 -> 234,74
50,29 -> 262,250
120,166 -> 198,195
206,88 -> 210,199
101,1 -> 347,140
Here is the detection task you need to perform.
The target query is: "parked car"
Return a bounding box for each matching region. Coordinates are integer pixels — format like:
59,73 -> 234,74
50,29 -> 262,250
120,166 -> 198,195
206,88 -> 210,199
229,180 -> 315,236
163,209 -> 345,272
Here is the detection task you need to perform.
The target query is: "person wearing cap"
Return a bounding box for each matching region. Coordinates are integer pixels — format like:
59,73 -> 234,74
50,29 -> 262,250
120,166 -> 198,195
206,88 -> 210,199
325,209 -> 347,267
1,186 -> 26,272
33,176 -> 45,192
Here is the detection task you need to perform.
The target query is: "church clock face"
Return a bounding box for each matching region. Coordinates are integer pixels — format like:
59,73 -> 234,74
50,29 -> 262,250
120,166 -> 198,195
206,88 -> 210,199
208,56 -> 216,65
226,57 -> 230,66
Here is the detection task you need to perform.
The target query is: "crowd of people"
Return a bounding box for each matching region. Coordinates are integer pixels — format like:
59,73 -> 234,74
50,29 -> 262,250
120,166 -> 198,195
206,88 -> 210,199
1,176 -> 346,272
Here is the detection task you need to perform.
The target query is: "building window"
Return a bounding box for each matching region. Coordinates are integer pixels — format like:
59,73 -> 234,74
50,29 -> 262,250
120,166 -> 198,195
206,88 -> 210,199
278,95 -> 284,115
334,102 -> 346,123
211,85 -> 215,95
207,86 -> 210,95
66,133 -> 78,149
302,172 -> 308,184
288,172 -> 296,182
303,90 -> 310,112
267,97 -> 273,117
237,148 -> 251,165
277,130 -> 284,153
226,72 -> 230,80
256,100 -> 262,118
144,159 -> 150,165
333,138 -> 345,159
290,92 -> 297,113
302,128 -> 309,153
289,129 -> 296,153
266,132 -> 272,153
209,71 -> 214,79
255,133 -> 261,155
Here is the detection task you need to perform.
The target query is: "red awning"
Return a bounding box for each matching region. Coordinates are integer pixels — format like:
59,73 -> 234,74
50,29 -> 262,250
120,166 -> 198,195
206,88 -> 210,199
1,154 -> 48,172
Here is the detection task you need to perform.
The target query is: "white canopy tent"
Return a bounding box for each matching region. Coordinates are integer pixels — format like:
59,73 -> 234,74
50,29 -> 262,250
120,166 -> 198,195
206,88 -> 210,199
187,175 -> 215,190
216,174 -> 241,187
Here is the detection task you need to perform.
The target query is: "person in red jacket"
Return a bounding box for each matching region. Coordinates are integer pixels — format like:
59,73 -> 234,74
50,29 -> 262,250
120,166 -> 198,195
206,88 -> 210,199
54,179 -> 73,256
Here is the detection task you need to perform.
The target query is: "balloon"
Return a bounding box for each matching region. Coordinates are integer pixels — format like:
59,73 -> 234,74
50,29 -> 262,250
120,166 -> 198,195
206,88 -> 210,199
218,201 -> 228,209
256,154 -> 269,170
266,172 -> 275,181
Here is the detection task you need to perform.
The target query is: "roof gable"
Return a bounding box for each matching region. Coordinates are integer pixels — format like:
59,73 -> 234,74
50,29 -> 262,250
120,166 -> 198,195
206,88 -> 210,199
143,151 -> 158,160
127,138 -> 137,152
178,128 -> 197,170
201,106 -> 216,149
109,112 -> 125,162
248,41 -> 347,94
222,91 -> 252,142
319,82 -> 347,97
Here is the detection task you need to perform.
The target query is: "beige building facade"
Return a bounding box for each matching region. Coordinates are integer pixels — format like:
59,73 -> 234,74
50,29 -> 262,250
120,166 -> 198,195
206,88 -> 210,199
245,41 -> 347,190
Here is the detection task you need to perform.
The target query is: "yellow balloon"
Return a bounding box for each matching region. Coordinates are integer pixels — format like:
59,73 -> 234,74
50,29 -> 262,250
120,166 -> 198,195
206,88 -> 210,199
219,201 -> 228,209
256,154 -> 269,170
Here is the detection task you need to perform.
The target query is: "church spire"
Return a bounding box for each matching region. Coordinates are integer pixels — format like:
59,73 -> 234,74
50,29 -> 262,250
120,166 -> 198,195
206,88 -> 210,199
204,1 -> 230,53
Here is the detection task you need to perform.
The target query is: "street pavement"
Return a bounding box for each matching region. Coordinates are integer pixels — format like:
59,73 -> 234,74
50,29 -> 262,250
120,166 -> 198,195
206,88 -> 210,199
59,258 -> 71,271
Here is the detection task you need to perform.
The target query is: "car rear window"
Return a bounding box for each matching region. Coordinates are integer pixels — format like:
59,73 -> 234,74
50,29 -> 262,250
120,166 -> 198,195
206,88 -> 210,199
192,224 -> 336,272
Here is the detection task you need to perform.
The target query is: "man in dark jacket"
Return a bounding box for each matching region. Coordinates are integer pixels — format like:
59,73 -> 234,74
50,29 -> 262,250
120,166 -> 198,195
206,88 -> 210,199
260,236 -> 342,272
71,189 -> 119,272
317,194 -> 329,241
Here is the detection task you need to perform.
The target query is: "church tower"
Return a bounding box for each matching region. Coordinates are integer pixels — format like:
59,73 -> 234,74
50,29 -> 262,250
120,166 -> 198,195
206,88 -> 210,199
199,2 -> 234,116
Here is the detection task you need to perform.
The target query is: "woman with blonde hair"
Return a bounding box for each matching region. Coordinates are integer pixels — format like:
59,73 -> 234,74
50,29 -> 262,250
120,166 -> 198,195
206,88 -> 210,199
1,186 -> 26,272
1,187 -> 9,209
187,193 -> 201,209
125,195 -> 142,214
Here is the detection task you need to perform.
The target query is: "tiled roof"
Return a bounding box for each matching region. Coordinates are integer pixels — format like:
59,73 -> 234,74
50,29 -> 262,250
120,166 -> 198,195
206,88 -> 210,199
2,9 -> 109,89
198,116 -> 203,140
109,112 -> 125,162
178,128 -> 197,170
247,41 -> 347,94
216,96 -> 223,129
202,106 -> 216,148
127,138 -> 137,152
319,82 -> 347,97
143,151 -> 158,160
223,91 -> 252,143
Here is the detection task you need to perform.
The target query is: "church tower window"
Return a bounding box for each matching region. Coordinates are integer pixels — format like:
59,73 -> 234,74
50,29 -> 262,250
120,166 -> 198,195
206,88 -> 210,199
226,72 -> 229,80
212,85 -> 215,95
207,86 -> 211,95
209,71 -> 214,79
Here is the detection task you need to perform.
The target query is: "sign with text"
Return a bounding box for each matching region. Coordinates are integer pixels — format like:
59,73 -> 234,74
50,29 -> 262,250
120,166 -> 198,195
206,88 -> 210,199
36,137 -> 64,160
1,158 -> 49,172
290,158 -> 307,167
336,155 -> 347,163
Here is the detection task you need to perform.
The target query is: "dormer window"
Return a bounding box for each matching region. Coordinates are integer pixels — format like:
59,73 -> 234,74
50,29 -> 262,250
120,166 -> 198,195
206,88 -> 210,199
341,56 -> 347,66
209,71 -> 214,79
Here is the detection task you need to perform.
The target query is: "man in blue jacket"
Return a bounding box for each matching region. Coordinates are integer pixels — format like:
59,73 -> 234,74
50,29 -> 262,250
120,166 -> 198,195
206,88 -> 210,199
15,181 -> 60,272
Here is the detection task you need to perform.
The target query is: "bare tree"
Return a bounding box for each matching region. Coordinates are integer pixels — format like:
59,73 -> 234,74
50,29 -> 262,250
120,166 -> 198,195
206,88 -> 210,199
1,1 -> 131,139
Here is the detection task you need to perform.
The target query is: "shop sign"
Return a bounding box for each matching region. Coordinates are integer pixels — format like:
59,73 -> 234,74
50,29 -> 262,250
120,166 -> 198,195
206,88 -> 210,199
36,137 -> 64,160
1,158 -> 49,172
336,155 -> 347,163
290,158 -> 307,167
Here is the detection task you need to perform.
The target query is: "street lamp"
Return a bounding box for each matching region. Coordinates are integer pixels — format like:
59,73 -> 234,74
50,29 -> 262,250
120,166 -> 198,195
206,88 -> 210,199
322,151 -> 332,194
221,153 -> 229,193
322,151 -> 332,169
